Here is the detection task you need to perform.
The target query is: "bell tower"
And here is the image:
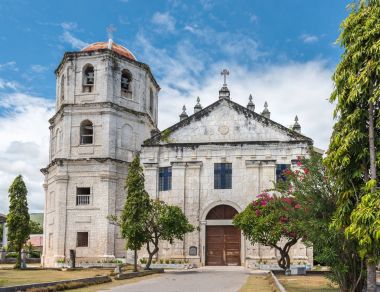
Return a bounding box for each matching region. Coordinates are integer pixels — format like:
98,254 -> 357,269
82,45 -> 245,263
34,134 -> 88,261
42,39 -> 159,267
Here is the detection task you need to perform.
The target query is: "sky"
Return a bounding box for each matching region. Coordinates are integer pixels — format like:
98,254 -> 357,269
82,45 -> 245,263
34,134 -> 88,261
0,0 -> 350,213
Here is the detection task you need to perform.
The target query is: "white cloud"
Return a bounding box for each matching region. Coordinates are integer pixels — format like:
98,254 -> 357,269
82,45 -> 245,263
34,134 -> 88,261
0,78 -> 19,90
200,0 -> 214,10
61,22 -> 77,31
182,26 -> 263,61
0,61 -> 18,71
0,93 -> 54,213
250,14 -> 258,23
31,64 -> 48,73
60,31 -> 89,50
151,12 -> 176,32
301,34 -> 319,44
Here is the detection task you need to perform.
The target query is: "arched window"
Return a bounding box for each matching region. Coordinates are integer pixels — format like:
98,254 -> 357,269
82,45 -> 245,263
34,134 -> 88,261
60,75 -> 65,100
121,69 -> 132,98
149,88 -> 154,114
80,120 -> 93,145
82,64 -> 94,93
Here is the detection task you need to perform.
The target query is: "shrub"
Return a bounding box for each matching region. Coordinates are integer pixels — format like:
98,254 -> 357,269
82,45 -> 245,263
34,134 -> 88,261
6,252 -> 18,258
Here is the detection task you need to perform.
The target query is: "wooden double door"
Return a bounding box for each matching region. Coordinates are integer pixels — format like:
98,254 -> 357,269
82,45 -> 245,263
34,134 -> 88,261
206,225 -> 241,266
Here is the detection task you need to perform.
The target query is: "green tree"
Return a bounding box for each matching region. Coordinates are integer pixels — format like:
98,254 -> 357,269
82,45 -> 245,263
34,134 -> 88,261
325,1 -> 380,290
233,193 -> 306,273
144,200 -> 194,269
122,155 -> 151,272
29,220 -> 43,234
276,154 -> 365,291
7,175 -> 30,268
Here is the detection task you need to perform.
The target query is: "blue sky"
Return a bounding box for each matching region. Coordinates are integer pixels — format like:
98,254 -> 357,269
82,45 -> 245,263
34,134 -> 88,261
0,0 -> 349,212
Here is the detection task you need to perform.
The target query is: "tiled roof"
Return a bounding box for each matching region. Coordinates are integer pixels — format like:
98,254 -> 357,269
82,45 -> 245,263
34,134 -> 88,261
82,41 -> 136,61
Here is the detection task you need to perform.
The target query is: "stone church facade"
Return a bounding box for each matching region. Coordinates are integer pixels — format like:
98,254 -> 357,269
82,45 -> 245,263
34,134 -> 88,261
42,40 -> 314,268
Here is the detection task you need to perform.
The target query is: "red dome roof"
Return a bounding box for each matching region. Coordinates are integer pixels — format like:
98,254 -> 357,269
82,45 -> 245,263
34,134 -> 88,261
81,41 -> 136,61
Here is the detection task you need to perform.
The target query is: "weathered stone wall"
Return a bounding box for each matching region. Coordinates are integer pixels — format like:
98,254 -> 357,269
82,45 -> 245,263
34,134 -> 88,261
140,108 -> 313,267
42,49 -> 157,267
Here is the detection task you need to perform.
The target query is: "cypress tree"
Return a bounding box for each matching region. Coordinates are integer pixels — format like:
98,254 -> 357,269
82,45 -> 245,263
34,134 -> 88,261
7,175 -> 30,269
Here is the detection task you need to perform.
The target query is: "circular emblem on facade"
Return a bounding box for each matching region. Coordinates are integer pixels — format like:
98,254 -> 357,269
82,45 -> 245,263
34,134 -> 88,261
218,125 -> 229,135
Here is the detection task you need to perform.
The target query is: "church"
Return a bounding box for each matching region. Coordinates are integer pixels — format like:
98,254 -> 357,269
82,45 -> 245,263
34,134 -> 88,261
41,39 -> 314,268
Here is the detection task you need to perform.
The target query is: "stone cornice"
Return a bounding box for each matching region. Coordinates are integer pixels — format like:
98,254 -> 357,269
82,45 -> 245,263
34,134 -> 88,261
142,140 -> 311,148
49,102 -> 157,128
40,157 -> 128,174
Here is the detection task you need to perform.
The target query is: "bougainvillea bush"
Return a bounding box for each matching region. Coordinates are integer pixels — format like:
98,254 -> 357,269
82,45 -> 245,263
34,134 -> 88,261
275,153 -> 365,291
233,192 -> 306,272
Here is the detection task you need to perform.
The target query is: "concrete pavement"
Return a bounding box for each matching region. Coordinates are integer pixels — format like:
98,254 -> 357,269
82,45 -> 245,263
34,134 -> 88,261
106,266 -> 251,292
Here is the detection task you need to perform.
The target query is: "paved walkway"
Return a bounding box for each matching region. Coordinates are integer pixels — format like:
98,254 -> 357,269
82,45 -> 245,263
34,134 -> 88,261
107,266 -> 251,292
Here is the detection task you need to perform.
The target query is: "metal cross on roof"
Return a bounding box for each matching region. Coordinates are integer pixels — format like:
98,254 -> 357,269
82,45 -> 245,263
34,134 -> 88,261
221,69 -> 229,86
107,25 -> 116,40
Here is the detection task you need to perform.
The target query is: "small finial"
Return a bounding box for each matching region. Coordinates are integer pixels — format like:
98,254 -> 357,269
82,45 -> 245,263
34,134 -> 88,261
261,101 -> 271,119
247,94 -> 255,111
180,105 -> 188,121
292,115 -> 301,132
194,96 -> 202,113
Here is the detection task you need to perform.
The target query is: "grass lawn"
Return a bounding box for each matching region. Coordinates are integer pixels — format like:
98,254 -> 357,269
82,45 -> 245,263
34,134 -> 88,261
277,275 -> 339,292
0,268 -> 114,287
239,274 -> 278,292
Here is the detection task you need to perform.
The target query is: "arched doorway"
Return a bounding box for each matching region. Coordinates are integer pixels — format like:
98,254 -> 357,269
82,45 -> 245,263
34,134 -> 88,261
206,205 -> 241,266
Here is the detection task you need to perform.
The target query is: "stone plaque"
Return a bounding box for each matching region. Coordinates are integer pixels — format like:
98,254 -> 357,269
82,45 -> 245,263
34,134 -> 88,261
189,246 -> 197,256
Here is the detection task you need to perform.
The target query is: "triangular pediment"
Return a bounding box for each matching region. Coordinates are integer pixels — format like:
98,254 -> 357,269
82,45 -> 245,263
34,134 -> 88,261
145,99 -> 312,145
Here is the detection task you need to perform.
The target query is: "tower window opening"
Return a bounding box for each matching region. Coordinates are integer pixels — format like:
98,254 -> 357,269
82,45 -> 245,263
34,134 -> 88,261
76,187 -> 91,205
121,69 -> 132,98
83,65 -> 94,93
80,120 -> 93,145
149,88 -> 154,114
77,232 -> 89,247
60,74 -> 65,100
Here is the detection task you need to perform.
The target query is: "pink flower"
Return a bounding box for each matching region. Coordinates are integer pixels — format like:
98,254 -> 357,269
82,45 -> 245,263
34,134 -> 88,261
296,160 -> 302,166
294,204 -> 301,209
279,216 -> 287,223
255,210 -> 261,217
303,168 -> 310,174
260,200 -> 267,206
282,197 -> 292,205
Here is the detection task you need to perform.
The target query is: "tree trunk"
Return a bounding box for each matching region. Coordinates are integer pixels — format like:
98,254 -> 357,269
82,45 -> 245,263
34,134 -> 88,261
367,262 -> 377,292
145,241 -> 159,270
366,101 -> 377,292
15,249 -> 21,269
133,249 -> 138,272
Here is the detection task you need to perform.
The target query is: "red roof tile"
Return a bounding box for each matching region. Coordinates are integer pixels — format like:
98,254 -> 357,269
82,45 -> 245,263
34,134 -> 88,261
82,41 -> 136,61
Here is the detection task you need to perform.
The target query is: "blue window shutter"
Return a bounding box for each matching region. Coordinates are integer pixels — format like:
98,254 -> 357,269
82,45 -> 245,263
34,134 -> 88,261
159,167 -> 172,191
214,163 -> 232,189
276,164 -> 290,182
